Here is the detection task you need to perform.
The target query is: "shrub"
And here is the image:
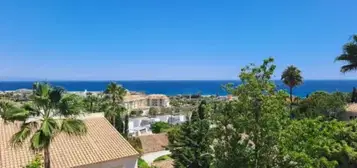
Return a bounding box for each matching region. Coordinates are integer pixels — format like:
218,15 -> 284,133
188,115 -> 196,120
153,155 -> 172,162
138,158 -> 150,168
149,107 -> 159,116
151,121 -> 171,133
24,154 -> 43,168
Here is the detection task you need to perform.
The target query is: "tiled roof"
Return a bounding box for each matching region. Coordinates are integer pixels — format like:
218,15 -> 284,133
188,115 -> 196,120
346,103 -> 357,113
0,114 -> 139,168
138,134 -> 168,154
124,94 -> 147,102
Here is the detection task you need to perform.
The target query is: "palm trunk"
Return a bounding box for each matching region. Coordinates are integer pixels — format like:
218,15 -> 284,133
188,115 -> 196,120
290,87 -> 293,112
113,116 -> 116,128
44,147 -> 51,168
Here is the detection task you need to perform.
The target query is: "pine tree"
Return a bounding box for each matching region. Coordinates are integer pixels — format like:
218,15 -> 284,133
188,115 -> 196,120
168,120 -> 213,168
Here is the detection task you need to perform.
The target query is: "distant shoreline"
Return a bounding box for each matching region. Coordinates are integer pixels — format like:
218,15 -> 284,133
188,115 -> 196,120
0,80 -> 356,97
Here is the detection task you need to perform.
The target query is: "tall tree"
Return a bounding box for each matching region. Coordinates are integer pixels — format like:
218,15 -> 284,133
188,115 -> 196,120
168,120 -> 213,168
214,58 -> 289,167
104,82 -> 127,128
124,114 -> 129,138
6,82 -> 87,168
83,92 -> 99,113
281,65 -> 303,111
197,100 -> 207,120
335,35 -> 357,73
168,98 -> 213,168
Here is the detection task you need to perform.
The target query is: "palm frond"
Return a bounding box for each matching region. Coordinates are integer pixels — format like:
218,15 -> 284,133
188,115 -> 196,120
341,64 -> 357,73
58,94 -> 82,116
11,122 -> 33,147
61,118 -> 87,136
281,66 -> 303,88
40,118 -> 59,137
4,107 -> 30,122
49,86 -> 64,104
30,130 -> 50,150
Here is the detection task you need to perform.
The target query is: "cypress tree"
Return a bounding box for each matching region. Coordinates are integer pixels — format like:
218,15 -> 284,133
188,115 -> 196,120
124,114 -> 129,137
198,100 -> 207,120
191,110 -> 199,122
352,87 -> 356,103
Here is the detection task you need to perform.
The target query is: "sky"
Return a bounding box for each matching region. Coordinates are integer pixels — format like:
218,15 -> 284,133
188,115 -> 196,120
0,0 -> 357,80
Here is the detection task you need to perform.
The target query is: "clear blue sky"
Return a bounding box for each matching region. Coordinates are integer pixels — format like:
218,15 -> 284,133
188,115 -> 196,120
1,0 -> 356,80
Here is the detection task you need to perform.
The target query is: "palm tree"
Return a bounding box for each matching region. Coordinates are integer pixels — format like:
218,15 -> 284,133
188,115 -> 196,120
335,35 -> 357,73
281,66 -> 303,110
83,92 -> 99,113
104,82 -> 127,128
5,82 -> 87,168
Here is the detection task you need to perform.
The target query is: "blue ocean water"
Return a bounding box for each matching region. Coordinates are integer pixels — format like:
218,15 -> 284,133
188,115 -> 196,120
0,80 -> 356,96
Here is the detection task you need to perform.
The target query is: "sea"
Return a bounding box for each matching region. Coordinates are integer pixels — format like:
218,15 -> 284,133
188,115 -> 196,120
0,80 -> 357,97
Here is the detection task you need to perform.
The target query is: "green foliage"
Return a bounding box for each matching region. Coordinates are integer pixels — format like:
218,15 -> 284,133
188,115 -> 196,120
213,58 -> 289,167
83,92 -> 101,113
296,91 -> 346,119
335,35 -> 357,73
138,158 -> 151,168
124,114 -> 129,137
168,120 -> 213,168
153,155 -> 172,162
130,109 -> 143,117
352,87 -> 357,103
24,154 -> 43,168
279,118 -> 357,167
149,107 -> 159,116
281,65 -> 303,111
103,82 -> 127,130
151,121 -> 171,133
198,100 -> 207,120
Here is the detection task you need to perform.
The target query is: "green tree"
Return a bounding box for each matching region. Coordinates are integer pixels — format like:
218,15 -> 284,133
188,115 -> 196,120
197,100 -> 207,120
6,82 -> 87,168
335,35 -> 357,73
104,82 -> 127,128
296,91 -> 346,119
151,121 -> 171,133
124,114 -> 129,137
352,87 -> 357,103
281,65 -> 303,111
83,92 -> 100,113
214,58 -> 289,167
279,118 -> 357,167
149,107 -> 159,116
168,120 -> 213,168
168,97 -> 212,168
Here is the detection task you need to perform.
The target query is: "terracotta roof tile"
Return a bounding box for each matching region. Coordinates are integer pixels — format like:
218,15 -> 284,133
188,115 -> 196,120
0,115 -> 139,168
138,134 -> 168,154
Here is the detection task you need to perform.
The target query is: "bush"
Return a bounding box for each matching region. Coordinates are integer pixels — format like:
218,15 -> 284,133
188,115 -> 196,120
24,154 -> 43,168
153,155 -> 171,162
138,158 -> 150,168
130,110 -> 143,117
149,107 -> 159,116
151,121 -> 171,133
